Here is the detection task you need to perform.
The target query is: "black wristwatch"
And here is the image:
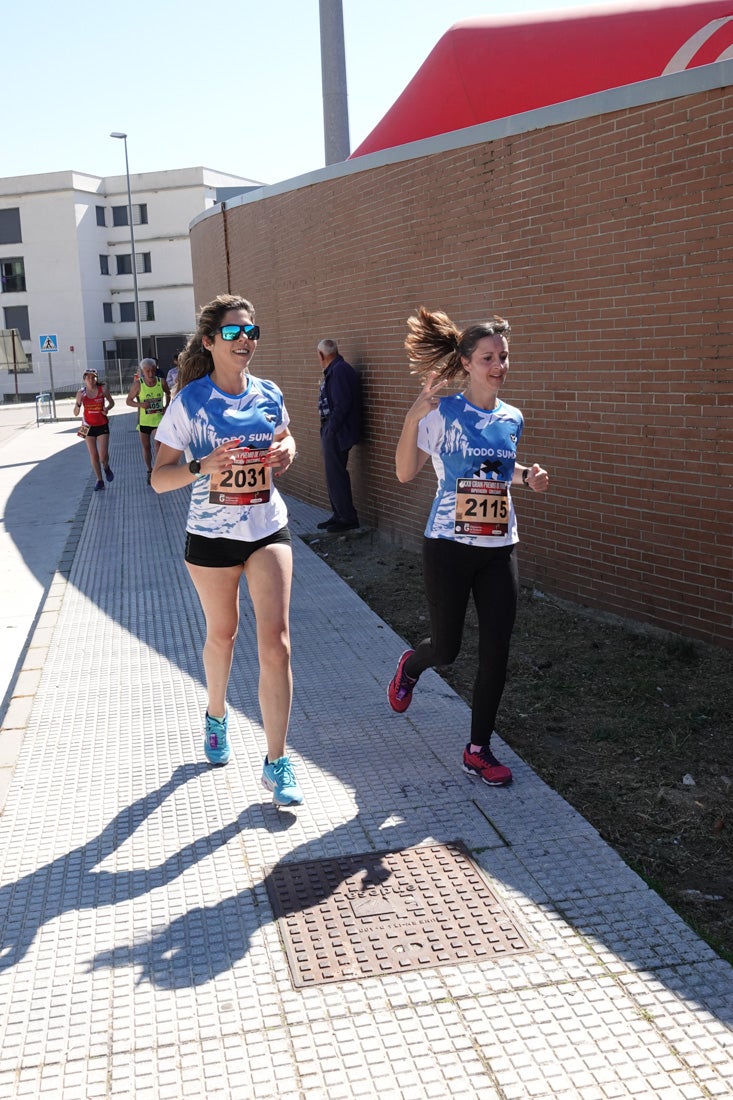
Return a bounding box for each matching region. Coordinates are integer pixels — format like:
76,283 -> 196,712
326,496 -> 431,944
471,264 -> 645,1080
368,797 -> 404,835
189,459 -> 203,477
522,467 -> 530,485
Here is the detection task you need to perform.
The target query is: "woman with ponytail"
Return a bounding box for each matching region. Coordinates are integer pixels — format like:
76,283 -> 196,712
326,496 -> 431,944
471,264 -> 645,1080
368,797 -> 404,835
388,306 -> 549,787
151,294 -> 302,807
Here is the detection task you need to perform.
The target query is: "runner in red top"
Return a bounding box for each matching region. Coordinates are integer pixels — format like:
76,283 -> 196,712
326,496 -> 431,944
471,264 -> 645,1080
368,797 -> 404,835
73,369 -> 115,490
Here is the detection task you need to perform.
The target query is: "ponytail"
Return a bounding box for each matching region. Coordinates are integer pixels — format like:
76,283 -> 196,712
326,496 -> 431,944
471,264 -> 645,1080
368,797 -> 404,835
405,306 -> 510,383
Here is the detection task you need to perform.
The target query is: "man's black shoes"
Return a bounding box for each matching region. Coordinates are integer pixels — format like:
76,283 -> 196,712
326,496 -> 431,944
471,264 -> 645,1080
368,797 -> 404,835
325,520 -> 359,532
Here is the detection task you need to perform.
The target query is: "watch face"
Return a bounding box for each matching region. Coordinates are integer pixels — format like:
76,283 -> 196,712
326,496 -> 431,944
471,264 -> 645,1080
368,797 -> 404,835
189,459 -> 200,474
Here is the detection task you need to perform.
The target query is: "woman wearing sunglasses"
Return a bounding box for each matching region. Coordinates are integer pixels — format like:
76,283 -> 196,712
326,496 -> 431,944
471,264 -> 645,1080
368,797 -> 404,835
388,306 -> 549,788
152,294 -> 302,807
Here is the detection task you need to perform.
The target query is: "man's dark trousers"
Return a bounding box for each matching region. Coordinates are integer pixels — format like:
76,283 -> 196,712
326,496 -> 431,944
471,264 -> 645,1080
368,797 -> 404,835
320,426 -> 358,526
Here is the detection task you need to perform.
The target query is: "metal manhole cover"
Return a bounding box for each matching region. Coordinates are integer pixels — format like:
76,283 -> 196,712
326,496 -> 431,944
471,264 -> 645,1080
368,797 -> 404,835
266,840 -> 532,986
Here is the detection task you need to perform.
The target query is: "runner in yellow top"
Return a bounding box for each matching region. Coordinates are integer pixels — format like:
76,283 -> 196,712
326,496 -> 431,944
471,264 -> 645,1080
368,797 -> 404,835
126,358 -> 171,484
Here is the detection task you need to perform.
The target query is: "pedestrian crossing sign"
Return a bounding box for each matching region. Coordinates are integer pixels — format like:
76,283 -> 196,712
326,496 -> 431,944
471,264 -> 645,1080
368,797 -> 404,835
39,334 -> 59,353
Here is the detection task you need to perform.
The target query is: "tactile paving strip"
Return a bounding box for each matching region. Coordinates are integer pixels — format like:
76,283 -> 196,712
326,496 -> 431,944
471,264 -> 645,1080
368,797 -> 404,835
266,840 -> 532,986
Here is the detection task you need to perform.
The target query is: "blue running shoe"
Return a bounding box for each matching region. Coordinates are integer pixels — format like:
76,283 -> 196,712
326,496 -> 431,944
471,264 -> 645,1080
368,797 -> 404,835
104,465 -> 114,483
261,755 -> 303,806
204,711 -> 230,765
94,479 -> 105,491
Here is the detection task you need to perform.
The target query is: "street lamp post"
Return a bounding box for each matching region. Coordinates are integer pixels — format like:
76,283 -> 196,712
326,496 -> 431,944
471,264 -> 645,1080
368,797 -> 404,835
319,0 -> 350,164
110,132 -> 143,365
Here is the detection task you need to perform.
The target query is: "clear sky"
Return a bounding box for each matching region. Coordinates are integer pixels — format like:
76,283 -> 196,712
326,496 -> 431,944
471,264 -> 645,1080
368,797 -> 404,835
3,0 -> 613,186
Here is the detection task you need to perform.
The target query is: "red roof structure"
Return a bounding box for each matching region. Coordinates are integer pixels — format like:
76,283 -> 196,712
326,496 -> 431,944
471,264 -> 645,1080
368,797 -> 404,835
350,0 -> 733,157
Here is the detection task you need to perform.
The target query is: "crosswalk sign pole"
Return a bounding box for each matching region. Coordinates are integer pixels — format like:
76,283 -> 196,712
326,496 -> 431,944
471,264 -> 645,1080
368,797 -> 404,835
47,353 -> 57,421
38,335 -> 59,421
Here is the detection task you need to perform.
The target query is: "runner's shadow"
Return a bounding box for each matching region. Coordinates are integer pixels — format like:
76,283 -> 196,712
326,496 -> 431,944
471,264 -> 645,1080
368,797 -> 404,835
0,763 -> 212,973
0,756 -> 395,988
90,808 -> 397,990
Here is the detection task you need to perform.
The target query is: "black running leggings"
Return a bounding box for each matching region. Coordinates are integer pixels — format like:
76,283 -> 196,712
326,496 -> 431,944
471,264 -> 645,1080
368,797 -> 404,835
404,539 -> 518,746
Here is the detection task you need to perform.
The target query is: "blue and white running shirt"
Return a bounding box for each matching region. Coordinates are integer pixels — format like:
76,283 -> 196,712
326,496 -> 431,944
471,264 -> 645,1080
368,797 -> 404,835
417,393 -> 524,547
155,373 -> 289,541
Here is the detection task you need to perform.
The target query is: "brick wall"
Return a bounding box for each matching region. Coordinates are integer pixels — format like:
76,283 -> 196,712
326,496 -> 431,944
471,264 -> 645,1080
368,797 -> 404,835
190,83 -> 733,647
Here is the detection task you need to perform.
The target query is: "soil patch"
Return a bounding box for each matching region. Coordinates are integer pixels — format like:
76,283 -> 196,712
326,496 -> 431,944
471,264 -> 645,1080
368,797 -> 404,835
303,527 -> 733,961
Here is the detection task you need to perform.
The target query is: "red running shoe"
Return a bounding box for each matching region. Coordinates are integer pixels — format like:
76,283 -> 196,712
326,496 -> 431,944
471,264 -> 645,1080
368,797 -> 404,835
388,649 -> 418,713
462,743 -> 513,787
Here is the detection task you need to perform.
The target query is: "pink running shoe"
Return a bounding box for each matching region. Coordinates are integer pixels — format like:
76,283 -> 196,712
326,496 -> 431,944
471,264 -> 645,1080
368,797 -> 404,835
462,743 -> 513,787
388,650 -> 418,713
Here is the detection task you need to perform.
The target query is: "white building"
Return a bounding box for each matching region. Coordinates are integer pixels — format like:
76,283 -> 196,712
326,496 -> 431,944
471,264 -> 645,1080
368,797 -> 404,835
0,166 -> 262,401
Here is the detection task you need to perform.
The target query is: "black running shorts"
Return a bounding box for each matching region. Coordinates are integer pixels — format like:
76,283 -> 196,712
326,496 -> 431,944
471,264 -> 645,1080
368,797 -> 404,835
184,526 -> 292,568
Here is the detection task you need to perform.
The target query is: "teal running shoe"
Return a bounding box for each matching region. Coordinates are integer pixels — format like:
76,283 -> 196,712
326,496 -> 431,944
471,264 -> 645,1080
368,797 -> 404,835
204,711 -> 230,765
261,755 -> 303,806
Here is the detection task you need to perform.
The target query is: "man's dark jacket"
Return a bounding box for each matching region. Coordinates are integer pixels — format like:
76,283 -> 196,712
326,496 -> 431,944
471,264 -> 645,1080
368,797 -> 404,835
321,356 -> 361,451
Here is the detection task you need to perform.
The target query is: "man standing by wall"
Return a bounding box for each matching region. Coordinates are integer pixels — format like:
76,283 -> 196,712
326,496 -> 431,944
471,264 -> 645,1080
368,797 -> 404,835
317,338 -> 361,531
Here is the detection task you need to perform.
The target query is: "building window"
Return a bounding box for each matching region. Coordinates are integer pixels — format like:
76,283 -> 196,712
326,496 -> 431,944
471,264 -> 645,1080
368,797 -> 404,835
99,255 -> 110,276
103,303 -> 113,323
3,305 -> 30,341
115,252 -> 151,276
1,258 -> 26,293
96,206 -> 106,227
112,203 -> 148,227
118,300 -> 155,322
0,207 -> 22,245
1,326 -> 31,372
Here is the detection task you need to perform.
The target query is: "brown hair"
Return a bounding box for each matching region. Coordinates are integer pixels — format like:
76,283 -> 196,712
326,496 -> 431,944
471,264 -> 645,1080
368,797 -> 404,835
404,306 -> 510,383
176,294 -> 255,391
